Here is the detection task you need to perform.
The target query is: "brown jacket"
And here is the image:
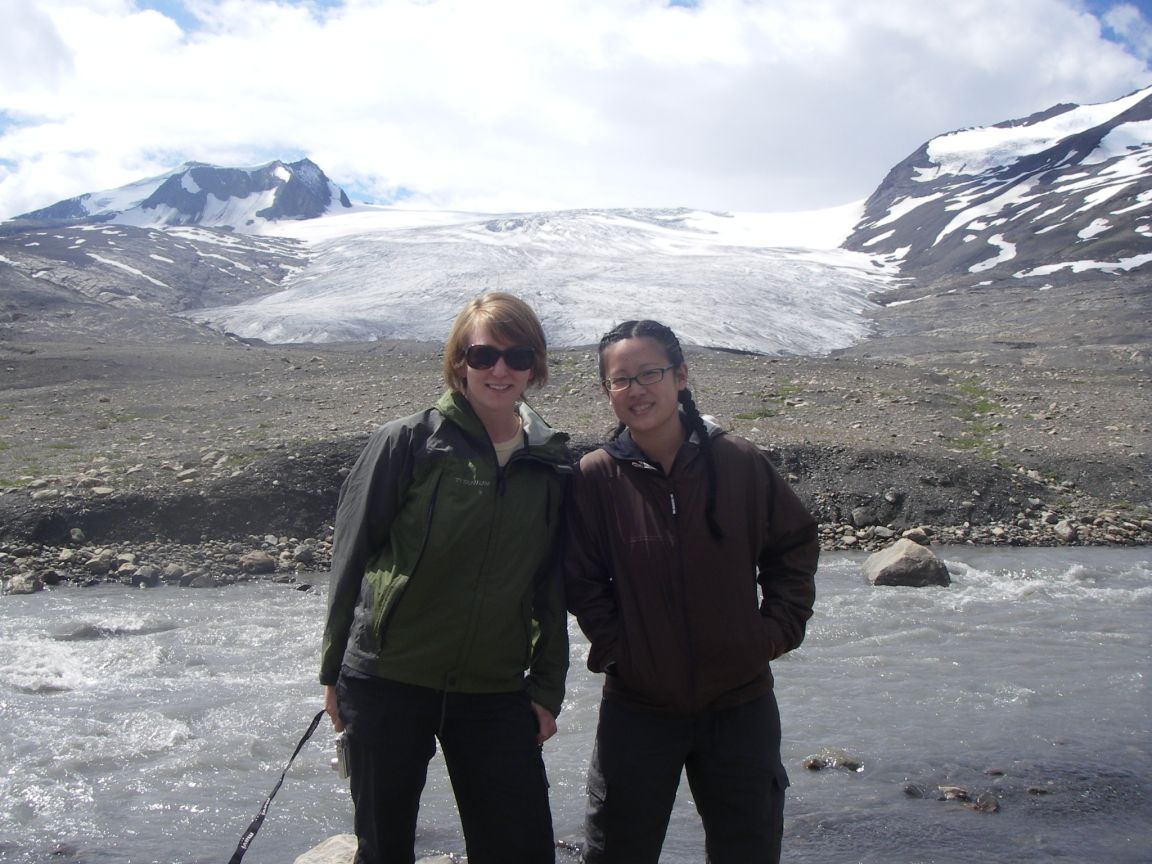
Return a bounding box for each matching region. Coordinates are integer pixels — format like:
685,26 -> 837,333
565,419 -> 818,714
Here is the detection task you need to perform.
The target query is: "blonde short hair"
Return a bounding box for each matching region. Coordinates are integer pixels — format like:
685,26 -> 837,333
442,292 -> 549,391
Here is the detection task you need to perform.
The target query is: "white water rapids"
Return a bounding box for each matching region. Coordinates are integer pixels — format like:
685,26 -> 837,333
1,547 -> 1148,863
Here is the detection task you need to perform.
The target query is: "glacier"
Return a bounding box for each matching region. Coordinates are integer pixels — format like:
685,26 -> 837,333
184,204 -> 897,354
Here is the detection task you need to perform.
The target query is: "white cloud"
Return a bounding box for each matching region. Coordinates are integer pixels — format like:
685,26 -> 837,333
0,0 -> 1149,220
1104,2 -> 1152,56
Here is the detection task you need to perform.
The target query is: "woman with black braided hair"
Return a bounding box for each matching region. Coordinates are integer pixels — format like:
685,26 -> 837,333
564,319 -> 819,864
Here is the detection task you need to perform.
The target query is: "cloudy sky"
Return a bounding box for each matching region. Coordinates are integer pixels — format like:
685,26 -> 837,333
1,0 -> 1150,221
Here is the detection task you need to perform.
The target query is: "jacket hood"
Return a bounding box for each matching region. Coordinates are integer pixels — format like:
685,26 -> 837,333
437,390 -> 570,462
603,410 -> 725,464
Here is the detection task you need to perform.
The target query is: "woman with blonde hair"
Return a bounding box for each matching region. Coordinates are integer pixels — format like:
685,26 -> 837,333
320,292 -> 570,864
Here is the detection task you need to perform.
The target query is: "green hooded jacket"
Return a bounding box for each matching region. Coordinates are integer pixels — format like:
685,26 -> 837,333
320,390 -> 571,716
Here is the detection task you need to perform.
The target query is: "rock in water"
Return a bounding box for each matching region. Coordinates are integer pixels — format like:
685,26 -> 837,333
863,538 -> 951,587
294,834 -> 356,864
6,571 -> 44,594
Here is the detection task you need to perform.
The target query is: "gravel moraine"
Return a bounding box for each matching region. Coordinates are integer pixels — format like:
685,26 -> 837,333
1,309 -> 1149,592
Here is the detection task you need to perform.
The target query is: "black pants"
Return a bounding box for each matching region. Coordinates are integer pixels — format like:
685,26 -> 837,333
336,670 -> 555,864
583,690 -> 789,864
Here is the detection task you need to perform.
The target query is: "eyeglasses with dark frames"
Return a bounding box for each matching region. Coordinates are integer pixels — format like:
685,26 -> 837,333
464,344 -> 536,371
602,365 -> 677,392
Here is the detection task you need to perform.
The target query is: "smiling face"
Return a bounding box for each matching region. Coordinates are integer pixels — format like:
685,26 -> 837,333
600,336 -> 687,439
460,323 -> 535,421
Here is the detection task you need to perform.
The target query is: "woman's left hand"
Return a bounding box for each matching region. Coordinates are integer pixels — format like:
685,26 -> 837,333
530,702 -> 557,745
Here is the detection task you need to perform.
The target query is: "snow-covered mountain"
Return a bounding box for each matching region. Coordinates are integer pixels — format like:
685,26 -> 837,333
12,158 -> 352,231
844,85 -> 1152,282
4,85 -> 1149,354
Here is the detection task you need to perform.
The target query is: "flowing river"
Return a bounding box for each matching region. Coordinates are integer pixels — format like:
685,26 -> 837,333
1,547 -> 1149,863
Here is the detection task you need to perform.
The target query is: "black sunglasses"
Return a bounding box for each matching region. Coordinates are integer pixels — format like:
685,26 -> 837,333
464,344 -> 536,371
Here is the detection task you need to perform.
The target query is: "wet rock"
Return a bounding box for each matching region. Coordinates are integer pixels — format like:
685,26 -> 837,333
239,550 -> 277,574
901,527 -> 931,545
85,557 -> 112,576
937,785 -> 972,801
970,791 -> 1000,813
131,565 -> 161,588
903,782 -> 930,798
802,748 -> 864,772
180,569 -> 216,588
864,538 -> 951,587
7,571 -> 44,594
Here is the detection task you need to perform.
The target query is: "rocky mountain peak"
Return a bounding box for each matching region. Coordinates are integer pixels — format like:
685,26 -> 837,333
843,85 -> 1152,285
11,157 -> 352,231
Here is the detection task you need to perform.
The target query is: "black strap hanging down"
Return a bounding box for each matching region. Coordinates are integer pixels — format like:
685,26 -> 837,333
228,709 -> 327,864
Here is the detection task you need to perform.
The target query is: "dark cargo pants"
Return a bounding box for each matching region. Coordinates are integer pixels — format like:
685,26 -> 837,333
583,690 -> 789,864
336,670 -> 555,864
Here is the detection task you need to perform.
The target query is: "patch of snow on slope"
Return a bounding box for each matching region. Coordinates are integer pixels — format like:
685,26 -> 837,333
1015,253 -> 1152,277
83,171 -> 176,216
1075,183 -> 1133,213
86,254 -> 171,288
1084,120 -> 1152,163
969,235 -> 1017,273
1078,218 -> 1111,239
115,189 -> 282,230
873,193 -> 944,228
863,229 -> 895,247
1111,189 -> 1152,214
935,179 -> 1038,243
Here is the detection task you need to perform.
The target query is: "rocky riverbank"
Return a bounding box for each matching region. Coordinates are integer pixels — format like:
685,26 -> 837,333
1,307 -> 1150,591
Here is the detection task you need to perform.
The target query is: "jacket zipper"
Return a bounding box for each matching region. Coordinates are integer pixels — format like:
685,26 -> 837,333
668,477 -> 697,708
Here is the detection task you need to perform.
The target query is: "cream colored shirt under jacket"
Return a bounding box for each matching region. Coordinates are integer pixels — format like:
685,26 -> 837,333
492,417 -> 524,467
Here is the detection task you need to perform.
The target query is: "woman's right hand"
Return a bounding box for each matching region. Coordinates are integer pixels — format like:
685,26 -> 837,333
324,684 -> 345,732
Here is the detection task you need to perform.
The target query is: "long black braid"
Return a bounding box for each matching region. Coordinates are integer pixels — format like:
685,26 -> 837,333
598,320 -> 725,541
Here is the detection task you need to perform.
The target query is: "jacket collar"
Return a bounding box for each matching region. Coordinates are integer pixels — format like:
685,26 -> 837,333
436,390 -> 569,462
602,410 -> 725,467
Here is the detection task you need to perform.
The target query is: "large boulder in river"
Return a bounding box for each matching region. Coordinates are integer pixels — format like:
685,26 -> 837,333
863,538 -> 951,587
6,571 -> 44,594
